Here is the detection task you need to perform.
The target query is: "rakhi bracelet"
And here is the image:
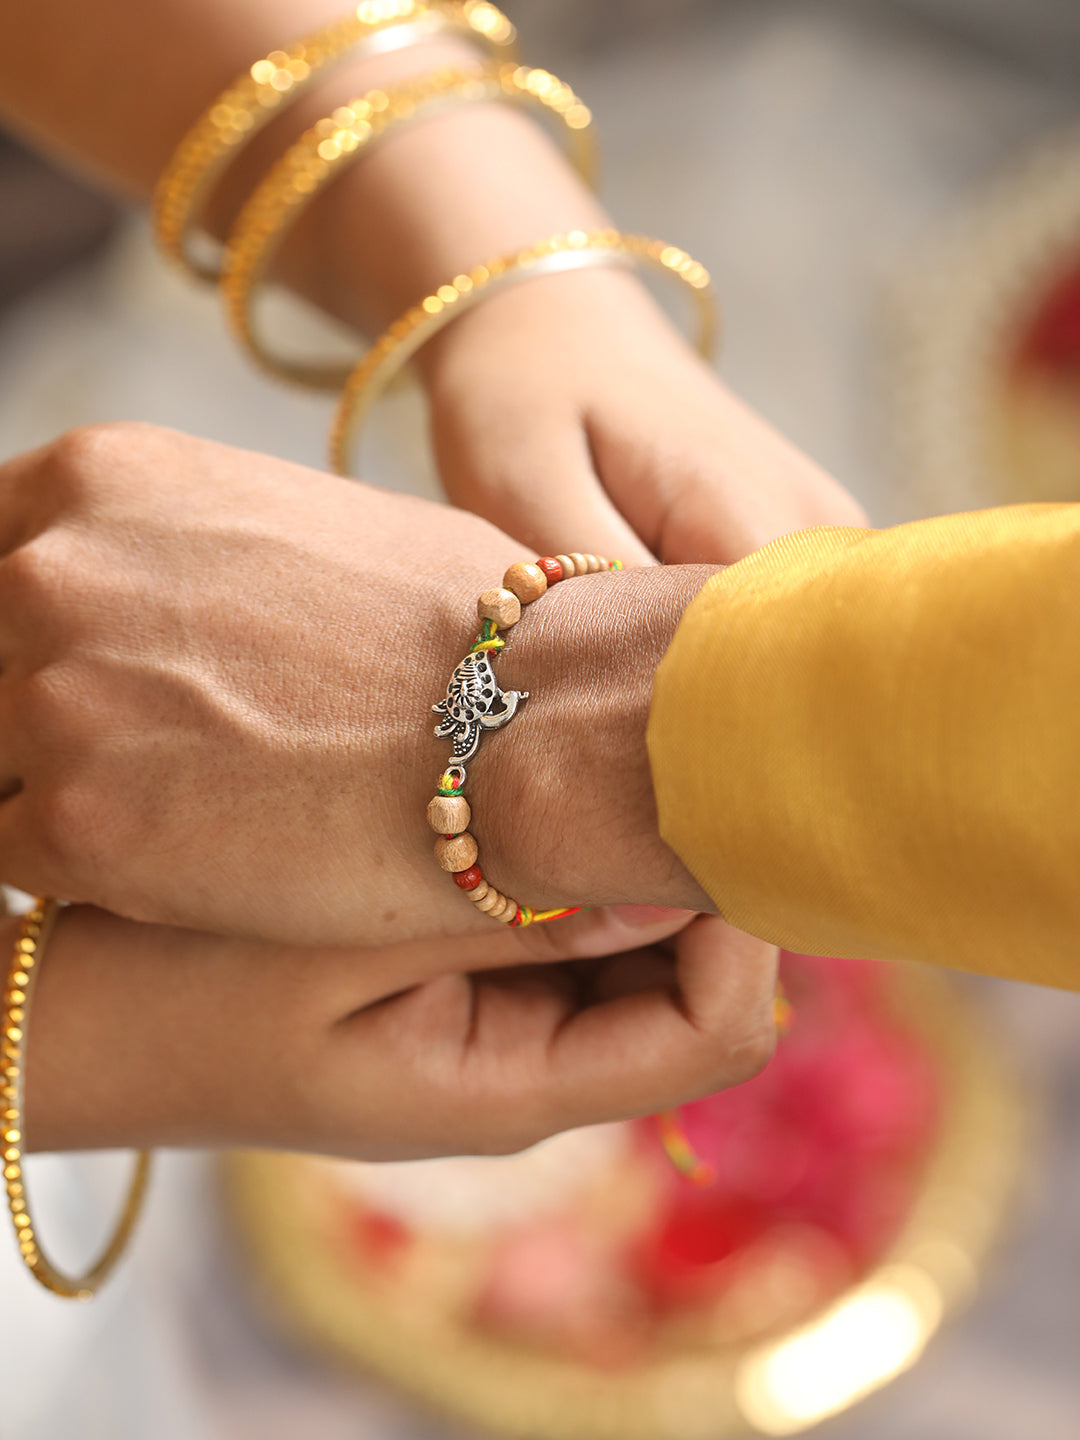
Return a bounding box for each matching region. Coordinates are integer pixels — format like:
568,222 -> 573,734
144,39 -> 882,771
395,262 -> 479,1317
153,0 -> 517,281
222,62 -> 594,389
329,228 -> 718,476
2,900 -> 152,1300
429,553 -> 621,927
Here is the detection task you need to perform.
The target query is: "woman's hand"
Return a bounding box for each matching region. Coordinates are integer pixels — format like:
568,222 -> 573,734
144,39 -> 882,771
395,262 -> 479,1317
25,905 -> 779,1160
422,266 -> 869,567
0,423 -> 713,946
0,5 -> 865,570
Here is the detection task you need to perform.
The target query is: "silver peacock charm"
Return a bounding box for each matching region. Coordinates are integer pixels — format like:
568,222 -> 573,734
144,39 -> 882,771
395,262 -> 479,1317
432,648 -> 528,764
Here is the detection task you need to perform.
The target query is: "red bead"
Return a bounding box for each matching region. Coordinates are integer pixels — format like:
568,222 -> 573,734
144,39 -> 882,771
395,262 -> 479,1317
536,556 -> 563,585
454,865 -> 483,890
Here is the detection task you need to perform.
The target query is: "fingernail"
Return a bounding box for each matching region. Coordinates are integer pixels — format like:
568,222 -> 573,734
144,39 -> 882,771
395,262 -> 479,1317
605,905 -> 698,928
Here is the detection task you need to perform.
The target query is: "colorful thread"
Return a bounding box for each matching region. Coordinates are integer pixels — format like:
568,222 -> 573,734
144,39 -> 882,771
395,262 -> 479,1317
655,986 -> 796,1185
430,553 -> 619,928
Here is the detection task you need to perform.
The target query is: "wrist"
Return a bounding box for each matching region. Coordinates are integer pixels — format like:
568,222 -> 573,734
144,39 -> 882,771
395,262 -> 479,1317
23,910 -> 242,1152
205,38 -> 608,336
466,565 -> 720,913
320,104 -> 609,333
416,259 -> 699,396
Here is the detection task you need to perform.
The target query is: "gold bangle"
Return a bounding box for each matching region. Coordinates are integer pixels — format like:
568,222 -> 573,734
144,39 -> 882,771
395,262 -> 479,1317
152,0 -> 518,281
329,228 -> 718,476
2,899 -> 152,1300
221,62 -> 596,389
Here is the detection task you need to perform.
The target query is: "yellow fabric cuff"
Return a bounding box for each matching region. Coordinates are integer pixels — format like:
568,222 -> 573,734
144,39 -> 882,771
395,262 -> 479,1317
648,507 -> 1080,991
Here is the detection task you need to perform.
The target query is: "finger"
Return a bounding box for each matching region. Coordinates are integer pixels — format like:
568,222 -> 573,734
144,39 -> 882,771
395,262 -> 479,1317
432,400 -> 657,567
529,916 -> 779,1134
329,904 -> 698,1011
366,918 -> 777,1156
583,946 -> 677,1004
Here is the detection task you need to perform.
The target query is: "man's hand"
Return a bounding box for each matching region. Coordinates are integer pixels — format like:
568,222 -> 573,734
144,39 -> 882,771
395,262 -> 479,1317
0,423 -> 714,946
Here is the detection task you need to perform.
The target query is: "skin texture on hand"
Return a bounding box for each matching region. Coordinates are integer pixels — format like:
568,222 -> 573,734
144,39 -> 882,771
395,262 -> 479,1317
23,905 -> 779,1159
423,265 -> 869,567
0,423 -> 711,945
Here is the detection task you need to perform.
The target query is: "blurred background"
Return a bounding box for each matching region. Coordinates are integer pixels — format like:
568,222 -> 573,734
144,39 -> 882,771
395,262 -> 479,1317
2,1 -> 1080,1436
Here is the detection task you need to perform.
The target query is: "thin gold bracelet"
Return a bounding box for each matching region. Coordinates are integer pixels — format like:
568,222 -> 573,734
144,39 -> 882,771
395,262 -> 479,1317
221,62 -> 596,389
2,899 -> 152,1300
152,0 -> 518,281
329,228 -> 719,476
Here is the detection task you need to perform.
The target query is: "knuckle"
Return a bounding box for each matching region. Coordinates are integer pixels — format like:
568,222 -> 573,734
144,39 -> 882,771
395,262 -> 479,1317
47,421 -> 142,501
13,673 -> 114,880
726,1016 -> 779,1086
0,533 -> 68,608
679,1015 -> 778,1106
31,775 -> 102,877
10,665 -> 71,745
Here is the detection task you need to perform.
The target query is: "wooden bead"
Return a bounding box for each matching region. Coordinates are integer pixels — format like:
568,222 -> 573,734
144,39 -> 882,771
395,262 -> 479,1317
502,561 -> 547,605
584,554 -> 602,573
475,888 -> 502,913
495,900 -> 518,923
568,553 -> 589,577
477,587 -> 521,629
465,882 -> 490,902
454,864 -> 483,890
434,833 -> 478,872
555,553 -> 576,578
486,892 -> 510,918
536,556 -> 563,585
427,794 -> 471,835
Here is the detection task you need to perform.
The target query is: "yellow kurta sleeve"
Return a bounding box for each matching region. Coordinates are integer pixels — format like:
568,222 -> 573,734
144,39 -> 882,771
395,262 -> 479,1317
647,504 -> 1080,991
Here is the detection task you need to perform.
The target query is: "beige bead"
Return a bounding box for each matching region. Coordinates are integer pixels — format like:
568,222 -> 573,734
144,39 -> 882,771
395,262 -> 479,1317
502,561 -> 547,605
568,553 -> 589,577
583,554 -> 601,573
475,888 -> 502,913
465,882 -> 490,902
494,899 -> 518,923
554,553 -> 576,578
434,832 -> 478,872
477,587 -> 521,629
427,794 -> 471,835
486,892 -> 510,919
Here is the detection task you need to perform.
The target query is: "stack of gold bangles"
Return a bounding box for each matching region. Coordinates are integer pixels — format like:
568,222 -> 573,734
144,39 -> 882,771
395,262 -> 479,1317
151,0 -> 718,426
